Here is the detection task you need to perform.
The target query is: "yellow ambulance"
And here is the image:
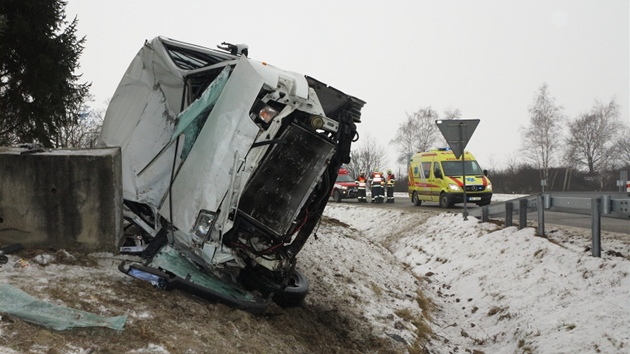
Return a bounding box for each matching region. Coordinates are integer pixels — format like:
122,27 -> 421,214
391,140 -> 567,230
408,148 -> 492,208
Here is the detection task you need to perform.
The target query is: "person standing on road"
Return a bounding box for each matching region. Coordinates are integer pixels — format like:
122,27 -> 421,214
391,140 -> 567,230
356,172 -> 368,203
386,169 -> 396,203
369,170 -> 385,203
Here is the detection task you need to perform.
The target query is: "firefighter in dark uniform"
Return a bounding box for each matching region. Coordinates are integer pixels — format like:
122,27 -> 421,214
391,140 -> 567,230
386,169 -> 395,203
356,172 -> 368,202
370,170 -> 385,203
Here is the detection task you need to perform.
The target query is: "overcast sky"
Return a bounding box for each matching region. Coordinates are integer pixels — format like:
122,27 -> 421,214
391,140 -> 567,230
66,0 -> 629,171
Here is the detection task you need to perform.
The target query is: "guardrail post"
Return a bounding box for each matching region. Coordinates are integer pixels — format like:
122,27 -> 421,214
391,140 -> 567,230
481,206 -> 489,222
602,195 -> 611,214
544,193 -> 551,209
537,194 -> 545,237
518,199 -> 527,230
591,198 -> 601,257
505,202 -> 513,227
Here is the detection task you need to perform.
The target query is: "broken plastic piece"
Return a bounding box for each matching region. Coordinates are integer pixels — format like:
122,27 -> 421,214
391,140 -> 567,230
119,246 -> 269,314
127,267 -> 167,289
0,243 -> 24,255
120,245 -> 149,254
0,283 -> 127,331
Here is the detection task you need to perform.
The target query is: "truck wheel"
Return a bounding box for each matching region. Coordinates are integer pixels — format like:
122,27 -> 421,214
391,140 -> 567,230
439,193 -> 451,208
240,268 -> 309,307
271,270 -> 310,307
333,190 -> 342,203
412,191 -> 422,206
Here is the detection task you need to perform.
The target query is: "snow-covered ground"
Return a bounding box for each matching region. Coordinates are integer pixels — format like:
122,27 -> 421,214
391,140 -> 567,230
0,194 -> 628,353
323,194 -> 630,353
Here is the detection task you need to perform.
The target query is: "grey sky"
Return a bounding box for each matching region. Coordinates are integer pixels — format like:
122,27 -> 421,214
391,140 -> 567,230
66,0 -> 629,170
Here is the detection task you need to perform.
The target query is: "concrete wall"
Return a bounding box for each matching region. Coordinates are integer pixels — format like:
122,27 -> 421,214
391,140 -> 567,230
0,147 -> 122,252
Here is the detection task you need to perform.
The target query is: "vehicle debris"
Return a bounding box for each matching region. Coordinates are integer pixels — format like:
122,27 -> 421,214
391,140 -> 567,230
0,283 -> 127,331
99,36 -> 365,312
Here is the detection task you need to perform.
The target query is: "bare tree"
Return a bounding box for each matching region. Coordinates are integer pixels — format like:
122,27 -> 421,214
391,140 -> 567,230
390,106 -> 440,164
614,125 -> 630,167
442,107 -> 462,120
53,101 -> 104,148
348,133 -> 387,177
565,99 -> 621,188
487,154 -> 500,174
520,83 -> 565,188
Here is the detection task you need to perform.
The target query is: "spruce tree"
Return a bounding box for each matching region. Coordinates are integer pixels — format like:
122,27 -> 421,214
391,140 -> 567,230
0,0 -> 90,147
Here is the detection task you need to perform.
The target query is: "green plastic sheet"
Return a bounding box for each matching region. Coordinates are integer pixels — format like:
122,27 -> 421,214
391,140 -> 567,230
0,283 -> 127,331
149,245 -> 260,302
171,66 -> 231,160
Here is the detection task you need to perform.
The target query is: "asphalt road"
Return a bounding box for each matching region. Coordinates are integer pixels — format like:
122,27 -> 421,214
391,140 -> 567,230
331,195 -> 629,234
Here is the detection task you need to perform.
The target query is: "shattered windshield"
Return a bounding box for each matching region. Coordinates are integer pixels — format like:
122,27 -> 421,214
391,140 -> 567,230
442,161 -> 483,176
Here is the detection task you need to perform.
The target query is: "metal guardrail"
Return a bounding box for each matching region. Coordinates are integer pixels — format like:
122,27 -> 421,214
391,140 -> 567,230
470,192 -> 630,258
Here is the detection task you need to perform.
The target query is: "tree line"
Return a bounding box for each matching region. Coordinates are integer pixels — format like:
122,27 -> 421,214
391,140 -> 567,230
349,82 -> 628,194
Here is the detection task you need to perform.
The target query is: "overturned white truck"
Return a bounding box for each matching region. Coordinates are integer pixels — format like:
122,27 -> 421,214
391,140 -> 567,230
99,37 -> 364,312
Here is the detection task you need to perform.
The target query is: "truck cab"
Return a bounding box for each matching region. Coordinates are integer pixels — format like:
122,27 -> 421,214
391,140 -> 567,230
99,36 -> 365,311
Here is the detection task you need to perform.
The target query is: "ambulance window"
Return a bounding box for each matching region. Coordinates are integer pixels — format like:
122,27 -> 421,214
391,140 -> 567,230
412,164 -> 421,178
434,163 -> 443,178
421,162 -> 431,178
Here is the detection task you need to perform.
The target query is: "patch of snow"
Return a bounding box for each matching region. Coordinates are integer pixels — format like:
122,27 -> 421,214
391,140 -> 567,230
323,195 -> 629,353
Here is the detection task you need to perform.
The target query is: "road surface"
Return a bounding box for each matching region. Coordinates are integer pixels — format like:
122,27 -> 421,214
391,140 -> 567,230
331,193 -> 629,234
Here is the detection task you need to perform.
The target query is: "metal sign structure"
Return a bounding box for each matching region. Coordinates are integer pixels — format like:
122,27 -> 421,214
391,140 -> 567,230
435,119 -> 479,159
435,119 -> 480,220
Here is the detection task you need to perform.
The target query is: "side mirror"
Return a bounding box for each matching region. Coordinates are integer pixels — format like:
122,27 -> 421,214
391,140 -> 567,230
483,169 -> 488,177
434,169 -> 443,179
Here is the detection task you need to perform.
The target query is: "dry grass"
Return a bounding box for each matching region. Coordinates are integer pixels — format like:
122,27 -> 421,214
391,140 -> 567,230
0,248 -> 408,354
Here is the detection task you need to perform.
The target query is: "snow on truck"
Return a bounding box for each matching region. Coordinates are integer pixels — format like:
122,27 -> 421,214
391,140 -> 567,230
408,148 -> 492,208
99,36 -> 364,312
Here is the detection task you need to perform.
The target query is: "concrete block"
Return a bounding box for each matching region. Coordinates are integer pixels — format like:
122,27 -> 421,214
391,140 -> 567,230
0,147 -> 122,252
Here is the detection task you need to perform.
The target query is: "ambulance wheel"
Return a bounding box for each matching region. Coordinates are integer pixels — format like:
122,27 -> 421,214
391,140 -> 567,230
439,193 -> 452,208
333,190 -> 342,203
412,191 -> 422,206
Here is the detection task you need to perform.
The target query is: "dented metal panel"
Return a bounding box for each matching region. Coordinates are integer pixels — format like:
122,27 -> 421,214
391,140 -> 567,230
98,37 -> 185,207
160,56 -> 262,235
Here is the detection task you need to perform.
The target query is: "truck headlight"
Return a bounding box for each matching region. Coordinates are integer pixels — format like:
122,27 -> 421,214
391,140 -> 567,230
191,210 -> 217,244
448,183 -> 462,192
257,105 -> 279,123
251,100 -> 280,128
486,183 -> 492,192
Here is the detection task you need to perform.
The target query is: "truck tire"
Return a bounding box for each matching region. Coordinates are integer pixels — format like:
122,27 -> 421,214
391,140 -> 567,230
412,191 -> 422,206
240,268 -> 309,307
